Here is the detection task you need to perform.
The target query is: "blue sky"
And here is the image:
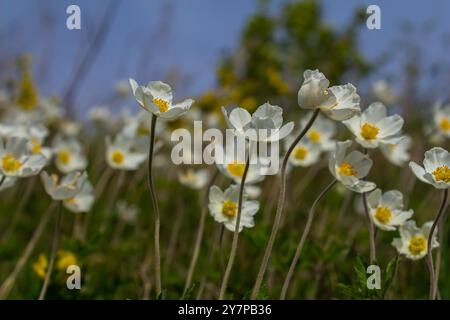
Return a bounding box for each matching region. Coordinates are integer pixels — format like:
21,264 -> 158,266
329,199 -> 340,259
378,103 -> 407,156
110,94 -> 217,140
1,0 -> 449,116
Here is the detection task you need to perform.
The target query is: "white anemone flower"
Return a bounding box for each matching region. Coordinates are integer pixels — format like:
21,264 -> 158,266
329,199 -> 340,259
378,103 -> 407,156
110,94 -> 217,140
88,106 -> 111,125
178,169 -> 209,190
409,147 -> 450,189
392,220 -> 439,260
129,79 -> 194,121
41,171 -> 88,201
63,180 -> 94,213
432,102 -> 450,138
106,134 -> 146,170
208,185 -> 259,232
299,113 -> 336,151
215,150 -> 265,185
285,136 -> 321,167
221,102 -> 294,142
297,69 -> 361,121
343,102 -> 404,149
0,137 -> 46,177
53,136 -> 87,174
371,80 -> 397,106
380,135 -> 411,167
366,189 -> 413,231
328,140 -> 376,193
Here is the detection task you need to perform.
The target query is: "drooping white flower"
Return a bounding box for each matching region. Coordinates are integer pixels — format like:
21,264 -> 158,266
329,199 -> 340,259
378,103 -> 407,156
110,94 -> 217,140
285,136 -> 321,167
371,80 -> 397,106
178,169 -> 209,190
221,102 -> 294,142
63,180 -> 94,213
299,113 -> 336,151
343,102 -> 404,149
106,134 -> 147,170
297,69 -> 361,121
366,189 -> 413,231
328,140 -> 376,193
0,137 -> 46,177
379,135 -> 411,167
41,171 -> 88,201
53,136 -> 87,174
208,185 -> 259,232
392,220 -> 438,260
409,147 -> 450,189
129,79 -> 194,121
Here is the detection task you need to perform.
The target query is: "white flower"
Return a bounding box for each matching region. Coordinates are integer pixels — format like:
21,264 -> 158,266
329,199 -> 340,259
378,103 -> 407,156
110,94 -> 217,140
63,181 -> 94,213
299,113 -> 336,151
53,136 -> 87,174
106,134 -> 147,170
117,200 -> 138,224
409,147 -> 450,189
371,80 -> 397,106
221,102 -> 294,142
41,171 -> 88,201
433,102 -> 450,138
366,189 -> 413,231
178,169 -> 209,190
245,185 -> 261,199
297,70 -> 361,121
343,102 -> 404,149
392,220 -> 438,260
208,185 -> 259,232
88,106 -> 111,124
285,137 -> 321,167
216,150 -> 265,185
0,137 -> 46,177
380,135 -> 411,166
328,140 -> 376,193
59,120 -> 83,137
129,79 -> 194,121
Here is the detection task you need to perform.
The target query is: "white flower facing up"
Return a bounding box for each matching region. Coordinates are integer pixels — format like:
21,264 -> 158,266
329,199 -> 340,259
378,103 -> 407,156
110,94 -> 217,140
297,69 -> 361,121
0,137 -> 46,177
106,134 -> 147,170
299,113 -> 336,151
432,102 -> 450,138
409,147 -> 450,189
392,220 -> 439,260
328,140 -> 376,193
216,150 -> 265,185
41,171 -> 88,201
285,136 -> 321,167
366,189 -> 413,231
129,79 -> 194,121
53,136 -> 87,174
221,102 -> 294,142
343,102 -> 404,149
380,135 -> 411,167
208,185 -> 259,232
63,180 -> 94,213
178,169 -> 209,190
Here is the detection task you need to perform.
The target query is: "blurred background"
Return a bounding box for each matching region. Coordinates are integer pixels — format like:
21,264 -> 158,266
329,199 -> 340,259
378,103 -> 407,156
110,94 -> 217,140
1,0 -> 450,119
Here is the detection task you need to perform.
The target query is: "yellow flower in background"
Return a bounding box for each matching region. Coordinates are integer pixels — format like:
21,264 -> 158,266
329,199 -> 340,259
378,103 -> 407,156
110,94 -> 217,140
33,254 -> 48,279
56,250 -> 77,271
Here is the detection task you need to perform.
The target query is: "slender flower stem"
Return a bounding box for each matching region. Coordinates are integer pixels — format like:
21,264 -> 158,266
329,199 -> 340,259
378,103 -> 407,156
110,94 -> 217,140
147,114 -> 162,297
0,175 -> 5,187
280,179 -> 337,300
427,188 -> 448,300
362,192 -> 377,264
251,108 -> 320,300
183,169 -> 219,296
38,201 -> 63,300
218,149 -> 251,300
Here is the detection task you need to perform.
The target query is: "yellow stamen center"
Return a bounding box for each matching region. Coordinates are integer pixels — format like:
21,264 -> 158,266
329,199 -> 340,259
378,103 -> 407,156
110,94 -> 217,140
308,130 -> 321,143
57,149 -> 71,165
222,200 -> 237,218
439,118 -> 450,132
137,125 -> 150,136
408,236 -> 427,256
227,162 -> 246,178
360,122 -> 380,140
432,165 -> 450,183
293,147 -> 308,160
374,207 -> 391,224
111,150 -> 125,165
338,161 -> 357,177
153,98 -> 169,113
31,138 -> 42,154
2,154 -> 22,172
65,197 -> 77,205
